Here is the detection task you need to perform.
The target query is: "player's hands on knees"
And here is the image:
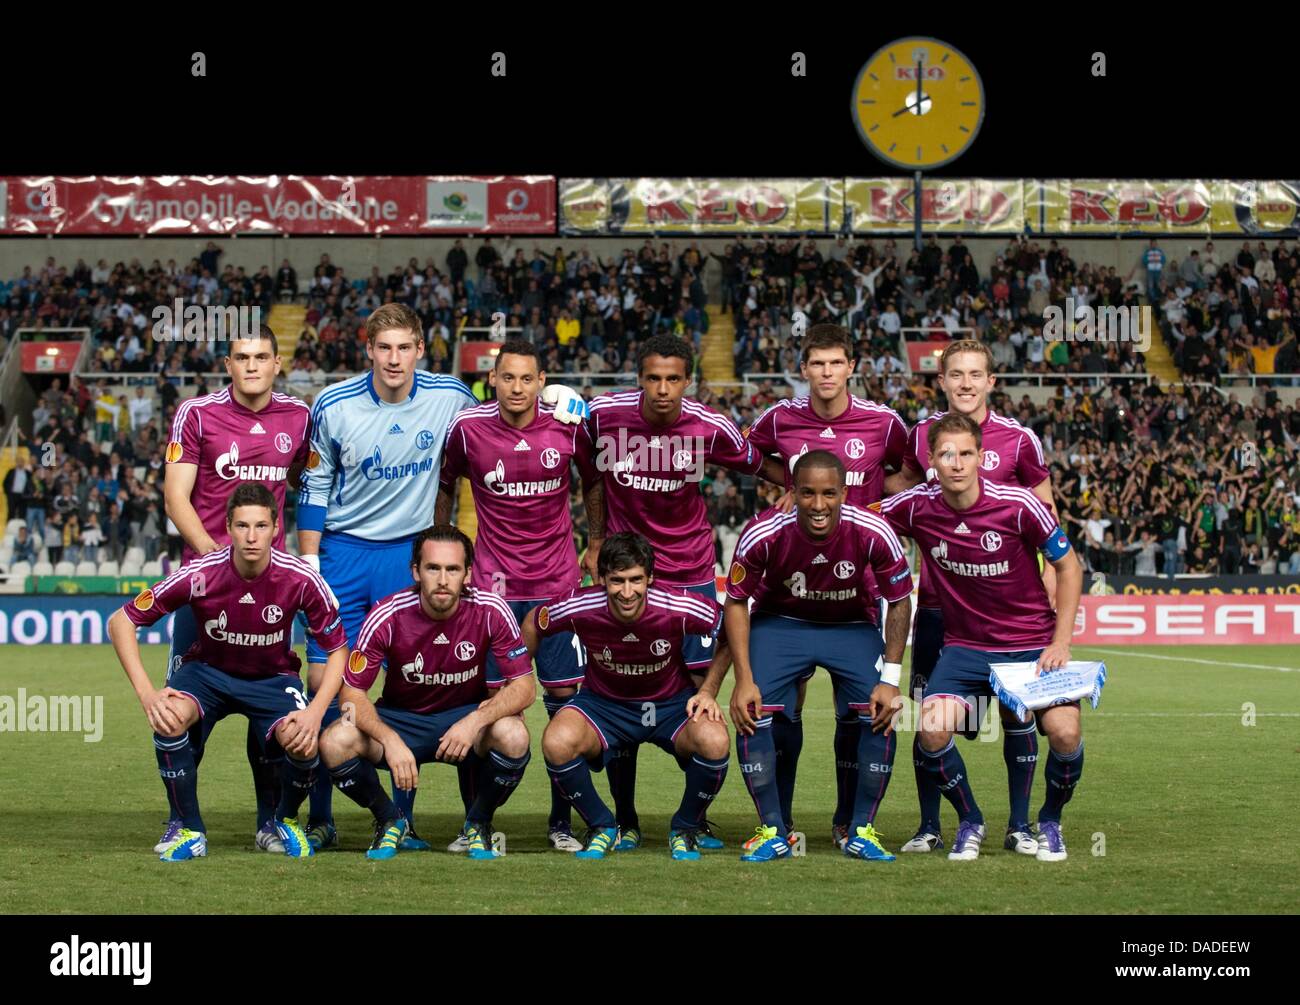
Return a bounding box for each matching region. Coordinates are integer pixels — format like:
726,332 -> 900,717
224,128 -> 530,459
774,490 -> 795,514
687,692 -> 723,723
867,683 -> 902,735
142,687 -> 187,735
280,710 -> 322,757
386,737 -> 419,791
435,717 -> 479,763
1036,643 -> 1071,674
728,680 -> 763,736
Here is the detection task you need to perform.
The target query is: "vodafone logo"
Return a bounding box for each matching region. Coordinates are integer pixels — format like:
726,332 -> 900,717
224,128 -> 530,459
506,189 -> 529,212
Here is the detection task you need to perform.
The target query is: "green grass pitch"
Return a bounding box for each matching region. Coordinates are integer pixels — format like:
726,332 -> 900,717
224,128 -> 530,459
0,643 -> 1295,914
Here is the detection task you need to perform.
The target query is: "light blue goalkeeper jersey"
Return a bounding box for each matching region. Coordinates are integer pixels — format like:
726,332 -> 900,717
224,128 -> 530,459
297,370 -> 478,541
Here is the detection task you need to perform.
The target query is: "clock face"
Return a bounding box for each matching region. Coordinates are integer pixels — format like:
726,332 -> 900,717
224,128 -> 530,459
851,37 -> 984,170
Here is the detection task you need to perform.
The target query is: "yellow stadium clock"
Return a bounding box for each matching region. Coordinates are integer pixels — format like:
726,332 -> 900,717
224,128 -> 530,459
851,38 -> 984,171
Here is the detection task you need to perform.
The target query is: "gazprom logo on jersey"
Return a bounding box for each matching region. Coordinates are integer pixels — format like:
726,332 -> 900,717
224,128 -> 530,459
595,429 -> 708,487
930,539 -> 1010,578
360,446 -> 435,482
483,459 -> 564,497
215,442 -> 290,481
204,610 -> 286,647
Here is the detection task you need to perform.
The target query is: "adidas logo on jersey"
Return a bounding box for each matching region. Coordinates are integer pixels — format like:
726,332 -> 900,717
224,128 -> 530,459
819,426 -> 835,439
239,592 -> 255,604
249,422 -> 266,435
514,438 -> 531,451
812,553 -> 828,564
622,633 -> 639,642
388,424 -> 404,435
434,633 -> 449,645
955,522 -> 972,534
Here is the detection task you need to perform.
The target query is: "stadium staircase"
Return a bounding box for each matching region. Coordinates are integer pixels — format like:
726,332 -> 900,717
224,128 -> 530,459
1140,312 -> 1181,386
700,306 -> 735,385
268,302 -> 307,360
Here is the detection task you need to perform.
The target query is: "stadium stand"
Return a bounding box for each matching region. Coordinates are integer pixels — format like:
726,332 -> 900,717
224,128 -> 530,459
0,234 -> 1296,594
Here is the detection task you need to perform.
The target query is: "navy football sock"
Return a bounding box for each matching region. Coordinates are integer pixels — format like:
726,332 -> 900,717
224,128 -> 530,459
772,712 -> 803,832
671,754 -> 729,832
154,733 -> 204,833
546,756 -> 615,830
246,722 -> 281,830
832,713 -> 860,827
391,773 -> 419,822
467,750 -> 531,827
304,692 -> 335,828
606,744 -> 640,831
919,738 -> 983,826
277,753 -> 319,820
543,694 -> 575,830
850,714 -> 897,831
331,756 -> 399,822
456,759 -> 475,814
1038,741 -> 1084,824
736,718 -> 785,830
1003,723 -> 1038,831
913,733 -> 943,834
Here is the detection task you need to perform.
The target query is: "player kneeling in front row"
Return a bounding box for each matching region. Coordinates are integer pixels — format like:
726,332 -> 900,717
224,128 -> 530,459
880,413 -> 1084,862
318,525 -> 535,860
727,451 -> 914,863
524,532 -> 731,861
109,482 -> 349,860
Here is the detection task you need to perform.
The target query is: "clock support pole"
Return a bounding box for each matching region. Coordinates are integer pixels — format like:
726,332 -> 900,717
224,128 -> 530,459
913,170 -> 924,252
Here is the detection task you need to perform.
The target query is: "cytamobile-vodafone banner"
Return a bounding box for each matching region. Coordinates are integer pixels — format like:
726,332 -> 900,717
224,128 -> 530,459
1074,595 -> 1300,645
0,176 -> 555,235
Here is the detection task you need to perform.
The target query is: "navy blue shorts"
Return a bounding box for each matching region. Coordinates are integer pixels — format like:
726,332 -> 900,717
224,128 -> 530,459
749,614 -> 885,721
910,607 -> 945,700
372,703 -> 479,768
306,531 -> 415,663
675,580 -> 721,673
169,660 -> 307,754
168,605 -> 197,680
564,687 -> 694,766
491,599 -> 584,689
924,644 -> 1046,739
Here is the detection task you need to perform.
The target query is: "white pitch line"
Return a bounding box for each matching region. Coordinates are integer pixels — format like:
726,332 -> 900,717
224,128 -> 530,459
1075,646 -> 1300,673
1090,712 -> 1300,718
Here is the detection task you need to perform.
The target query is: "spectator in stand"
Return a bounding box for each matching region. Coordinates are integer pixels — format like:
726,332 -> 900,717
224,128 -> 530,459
128,385 -> 153,431
12,525 -> 38,565
275,258 -> 298,300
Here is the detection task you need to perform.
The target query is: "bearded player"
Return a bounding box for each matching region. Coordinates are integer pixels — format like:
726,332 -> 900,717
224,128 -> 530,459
109,482 -> 348,860
317,525 -> 535,860
744,322 -> 909,847
891,339 -> 1058,856
582,333 -> 783,850
298,304 -> 589,850
525,532 -> 732,861
881,413 -> 1084,861
160,325 -> 311,855
435,338 -> 597,852
726,451 -> 913,863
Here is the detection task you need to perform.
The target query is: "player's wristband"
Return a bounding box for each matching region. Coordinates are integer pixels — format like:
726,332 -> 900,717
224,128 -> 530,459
302,553 -> 320,573
881,662 -> 902,687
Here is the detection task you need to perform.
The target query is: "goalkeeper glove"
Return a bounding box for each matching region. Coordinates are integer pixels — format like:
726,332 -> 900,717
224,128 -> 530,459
541,383 -> 591,425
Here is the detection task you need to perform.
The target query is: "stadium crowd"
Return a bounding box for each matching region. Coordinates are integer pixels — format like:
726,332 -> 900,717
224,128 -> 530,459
2,240 -> 1298,582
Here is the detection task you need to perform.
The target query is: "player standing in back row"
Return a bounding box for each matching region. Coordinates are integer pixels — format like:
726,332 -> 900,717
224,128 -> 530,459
582,333 -> 784,851
744,322 -> 909,848
436,338 -> 598,852
890,340 -> 1059,856
161,326 -> 312,855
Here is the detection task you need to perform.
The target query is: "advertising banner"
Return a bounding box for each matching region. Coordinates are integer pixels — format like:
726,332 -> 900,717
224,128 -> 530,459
1073,594 -> 1300,645
846,177 -> 1023,233
0,176 -> 555,235
1101,575 -> 1300,596
0,596 -> 308,645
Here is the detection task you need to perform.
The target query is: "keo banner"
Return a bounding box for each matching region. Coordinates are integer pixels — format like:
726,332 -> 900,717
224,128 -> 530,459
0,176 -> 556,235
1073,594 -> 1300,646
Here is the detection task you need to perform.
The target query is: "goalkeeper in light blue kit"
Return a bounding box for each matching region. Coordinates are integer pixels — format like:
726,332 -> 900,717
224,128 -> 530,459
880,412 -> 1086,862
296,303 -> 588,850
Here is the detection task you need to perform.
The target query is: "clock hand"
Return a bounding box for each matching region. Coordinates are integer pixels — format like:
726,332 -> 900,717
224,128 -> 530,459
916,61 -> 923,114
